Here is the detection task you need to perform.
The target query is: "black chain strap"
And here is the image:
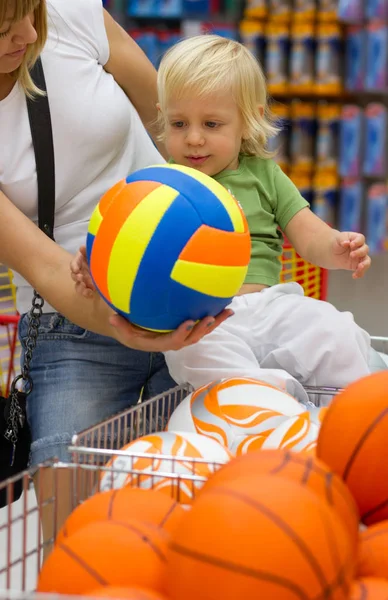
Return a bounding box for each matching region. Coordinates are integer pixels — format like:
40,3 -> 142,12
3,291 -> 44,463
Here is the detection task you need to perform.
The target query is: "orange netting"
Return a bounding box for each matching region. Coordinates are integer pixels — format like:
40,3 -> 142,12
280,241 -> 328,301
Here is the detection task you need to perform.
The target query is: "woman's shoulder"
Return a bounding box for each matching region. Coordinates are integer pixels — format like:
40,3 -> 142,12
46,0 -> 109,64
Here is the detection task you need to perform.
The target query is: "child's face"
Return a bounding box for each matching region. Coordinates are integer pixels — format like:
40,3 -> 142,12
163,91 -> 245,177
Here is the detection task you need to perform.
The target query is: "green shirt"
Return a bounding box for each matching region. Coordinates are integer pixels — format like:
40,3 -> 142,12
213,156 -> 309,286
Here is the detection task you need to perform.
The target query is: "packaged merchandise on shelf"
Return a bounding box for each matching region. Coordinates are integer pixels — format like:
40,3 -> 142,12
290,170 -> 314,205
182,0 -> 211,16
289,22 -> 315,94
315,22 -> 343,95
268,103 -> 291,172
345,26 -> 365,91
365,23 -> 388,91
267,0 -> 292,21
317,0 -> 338,22
265,21 -> 290,95
316,103 -> 340,172
312,171 -> 339,226
128,0 -> 157,17
366,183 -> 388,253
239,19 -> 266,64
158,0 -> 183,17
290,101 -> 316,174
245,0 -> 267,19
339,179 -> 363,231
363,103 -> 388,177
293,0 -> 317,21
366,0 -> 388,20
337,0 -> 364,22
339,104 -> 363,178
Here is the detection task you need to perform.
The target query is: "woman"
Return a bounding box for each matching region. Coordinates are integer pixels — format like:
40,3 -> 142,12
0,0 -> 229,549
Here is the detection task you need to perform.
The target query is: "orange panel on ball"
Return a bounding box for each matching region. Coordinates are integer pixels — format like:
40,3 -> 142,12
99,179 -> 127,218
179,225 -> 251,267
91,180 -> 161,300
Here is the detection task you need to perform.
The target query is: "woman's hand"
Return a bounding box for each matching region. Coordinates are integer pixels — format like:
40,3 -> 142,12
109,309 -> 234,353
70,245 -> 234,351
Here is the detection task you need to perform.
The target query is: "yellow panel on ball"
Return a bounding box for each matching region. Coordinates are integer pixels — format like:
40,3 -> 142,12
171,261 -> 248,298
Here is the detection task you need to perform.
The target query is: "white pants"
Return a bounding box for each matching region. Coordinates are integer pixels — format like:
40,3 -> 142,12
165,283 -> 371,403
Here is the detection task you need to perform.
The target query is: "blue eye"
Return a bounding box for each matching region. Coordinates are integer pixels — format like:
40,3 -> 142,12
171,121 -> 185,128
205,122 -> 218,128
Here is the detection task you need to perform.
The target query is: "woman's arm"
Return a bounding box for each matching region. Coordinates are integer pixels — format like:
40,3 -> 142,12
102,10 -> 167,160
0,191 -> 232,350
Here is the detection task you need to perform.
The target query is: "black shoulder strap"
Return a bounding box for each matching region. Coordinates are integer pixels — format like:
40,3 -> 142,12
26,57 -> 55,240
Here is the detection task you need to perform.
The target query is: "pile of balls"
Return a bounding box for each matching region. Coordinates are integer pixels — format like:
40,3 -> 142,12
36,371 -> 388,599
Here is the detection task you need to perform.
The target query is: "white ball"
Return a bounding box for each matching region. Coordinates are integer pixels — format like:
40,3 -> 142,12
167,377 -> 304,454
99,430 -> 232,504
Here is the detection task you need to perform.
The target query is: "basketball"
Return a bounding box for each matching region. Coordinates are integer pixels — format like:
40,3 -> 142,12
37,520 -> 167,595
55,487 -> 185,545
357,521 -> 388,579
167,473 -> 355,600
88,587 -> 168,599
200,449 -> 359,544
99,431 -> 232,504
86,164 -> 251,332
317,371 -> 388,525
349,578 -> 388,599
167,377 -> 304,455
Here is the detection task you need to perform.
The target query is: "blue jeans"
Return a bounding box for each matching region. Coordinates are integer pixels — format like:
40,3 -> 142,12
18,313 -> 176,466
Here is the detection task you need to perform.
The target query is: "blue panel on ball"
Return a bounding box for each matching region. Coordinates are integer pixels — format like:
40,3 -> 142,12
129,194 -> 201,323
86,232 -> 95,267
131,282 -> 232,331
126,167 -> 234,232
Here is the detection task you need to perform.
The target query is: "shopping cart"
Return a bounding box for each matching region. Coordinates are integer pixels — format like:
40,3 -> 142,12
0,342 -> 387,597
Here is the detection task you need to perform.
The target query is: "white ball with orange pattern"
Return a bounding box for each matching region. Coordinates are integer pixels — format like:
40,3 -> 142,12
99,431 -> 232,504
256,406 -> 328,454
167,377 -> 304,455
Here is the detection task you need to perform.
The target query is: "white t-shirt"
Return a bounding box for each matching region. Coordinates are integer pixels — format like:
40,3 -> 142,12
0,0 -> 163,314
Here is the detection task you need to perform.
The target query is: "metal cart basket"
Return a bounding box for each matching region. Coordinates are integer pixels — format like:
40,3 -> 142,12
0,337 -> 387,596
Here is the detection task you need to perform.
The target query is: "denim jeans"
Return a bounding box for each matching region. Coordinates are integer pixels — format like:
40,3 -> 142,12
18,313 -> 176,466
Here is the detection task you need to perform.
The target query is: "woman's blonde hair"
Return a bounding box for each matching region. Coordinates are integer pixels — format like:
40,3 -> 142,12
0,0 -> 48,96
157,34 -> 279,158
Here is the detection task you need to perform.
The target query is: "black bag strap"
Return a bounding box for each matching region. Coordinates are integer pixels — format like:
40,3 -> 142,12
26,57 -> 55,239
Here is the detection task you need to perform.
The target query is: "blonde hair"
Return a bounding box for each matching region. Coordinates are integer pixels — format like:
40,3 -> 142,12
157,34 -> 280,158
0,0 -> 48,97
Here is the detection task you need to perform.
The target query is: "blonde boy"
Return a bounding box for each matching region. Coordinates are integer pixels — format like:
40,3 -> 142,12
157,35 -> 371,395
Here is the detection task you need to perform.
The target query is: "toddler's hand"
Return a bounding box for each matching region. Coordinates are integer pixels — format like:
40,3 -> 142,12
334,232 -> 371,279
70,246 -> 96,298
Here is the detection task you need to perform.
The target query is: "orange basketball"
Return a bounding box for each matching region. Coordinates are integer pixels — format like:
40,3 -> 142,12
349,577 -> 388,599
167,474 -> 355,600
56,487 -> 184,545
357,521 -> 388,579
317,372 -> 388,525
37,520 -> 167,595
88,587 -> 168,599
200,449 -> 359,545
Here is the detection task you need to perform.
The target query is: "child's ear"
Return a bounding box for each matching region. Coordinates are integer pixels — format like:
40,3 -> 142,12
156,102 -> 161,112
258,105 -> 264,118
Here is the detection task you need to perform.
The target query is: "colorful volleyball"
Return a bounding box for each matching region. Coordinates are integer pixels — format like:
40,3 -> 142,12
167,377 -> 305,455
86,164 -> 251,331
